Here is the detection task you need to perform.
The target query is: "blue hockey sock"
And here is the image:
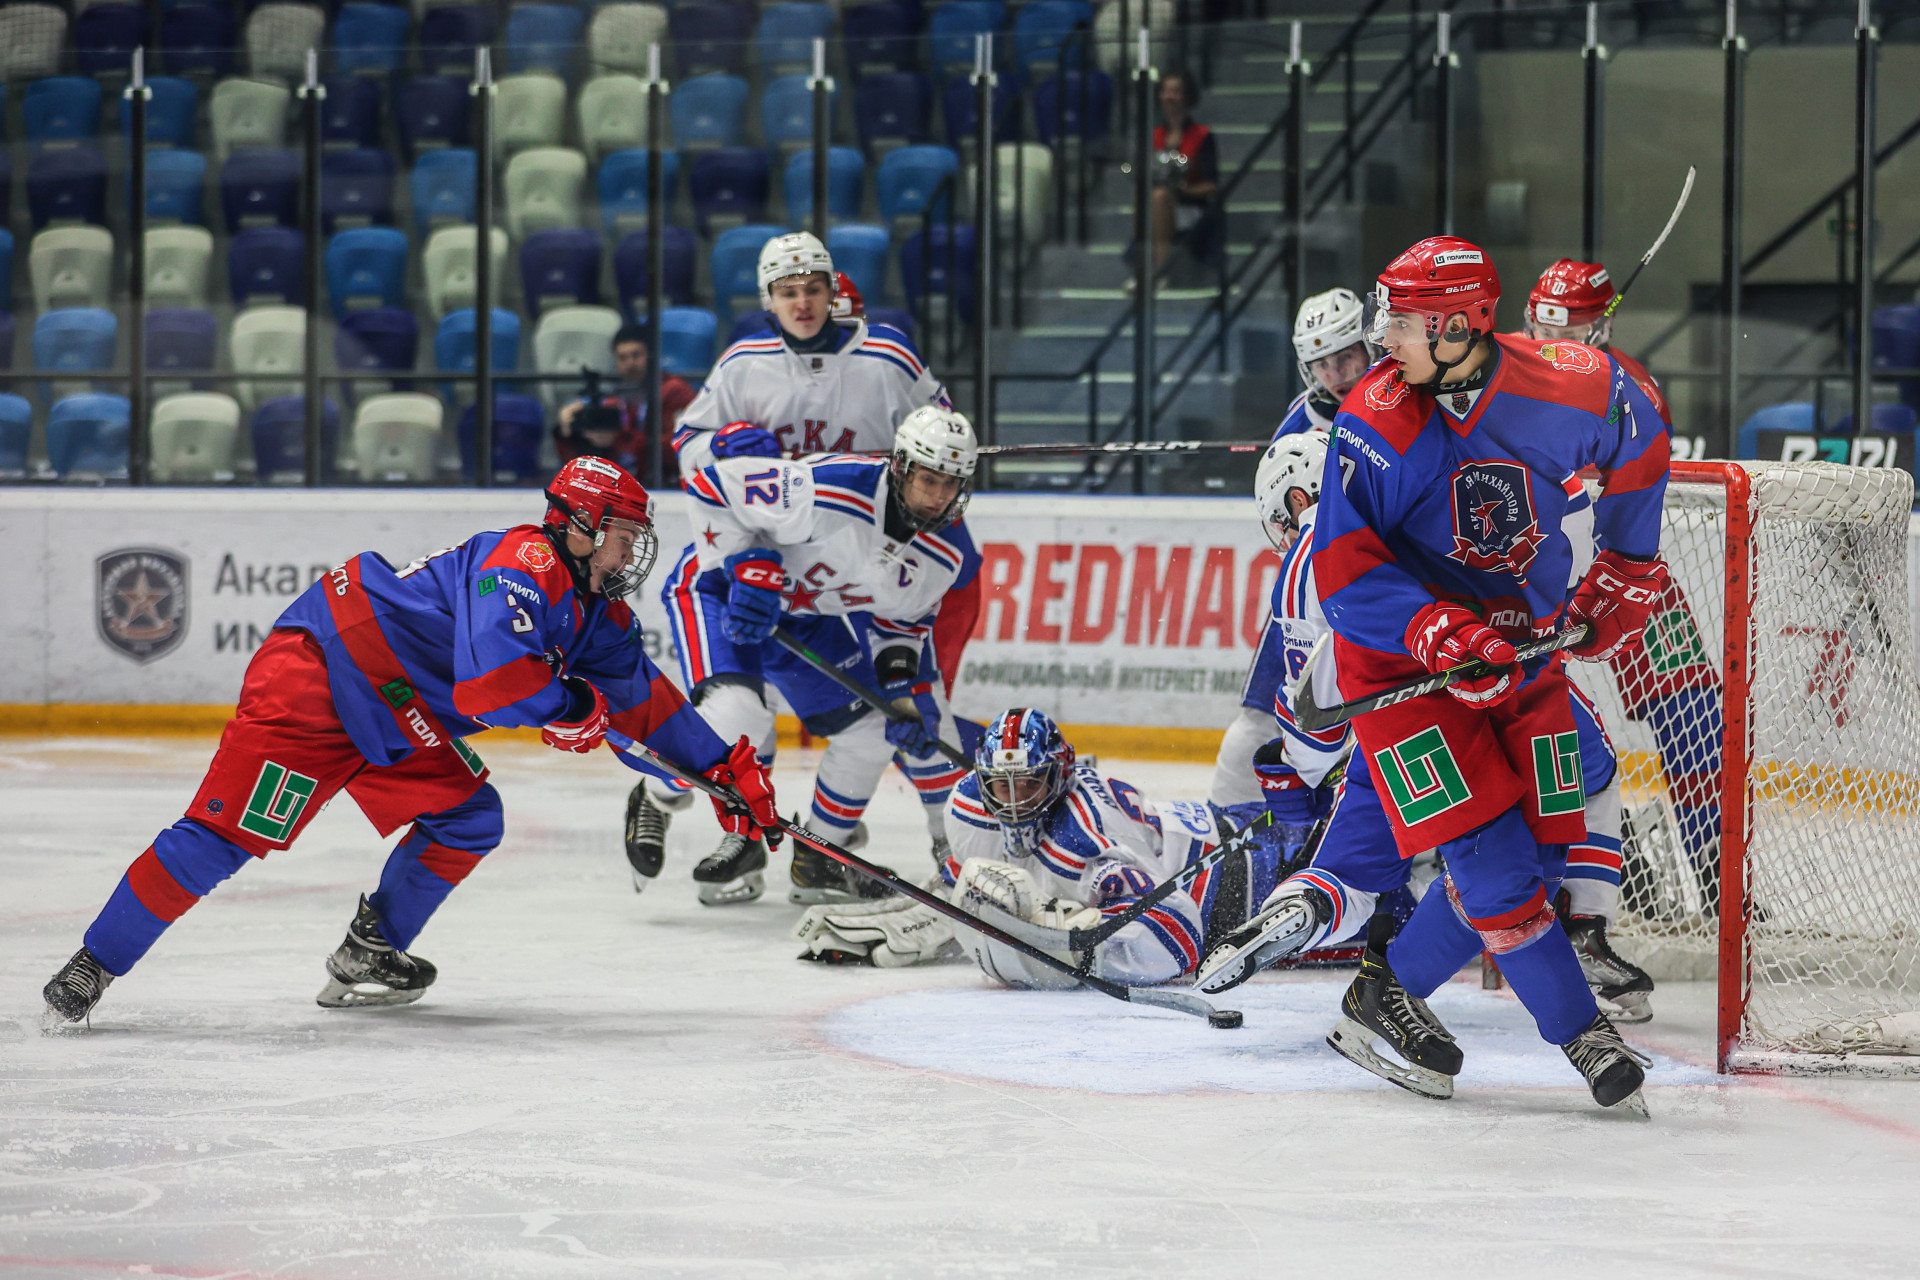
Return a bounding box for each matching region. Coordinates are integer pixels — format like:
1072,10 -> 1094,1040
1489,926 -> 1600,1045
1386,886 -> 1484,998
84,820 -> 253,975
369,784 -> 502,950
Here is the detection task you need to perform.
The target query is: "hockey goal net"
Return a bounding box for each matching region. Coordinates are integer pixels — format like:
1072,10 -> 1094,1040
1565,459 -> 1920,1073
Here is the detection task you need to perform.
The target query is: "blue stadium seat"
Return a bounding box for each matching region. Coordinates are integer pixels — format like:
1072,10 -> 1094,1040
337,308 -> 420,376
598,149 -> 682,235
942,75 -> 1018,148
670,74 -> 751,151
252,396 -> 341,482
229,227 -> 305,305
876,144 -> 957,226
867,304 -> 914,341
335,4 -> 410,76
614,226 -> 700,313
658,307 -> 719,375
322,148 -> 397,230
522,228 -> 602,311
1830,403 -> 1919,435
843,1 -> 915,75
0,393 -> 31,478
689,148 -> 772,232
34,308 -> 117,373
1034,70 -> 1112,144
827,223 -> 890,304
46,393 -> 131,479
221,148 -> 300,231
326,227 -> 409,318
711,223 -> 788,317
757,3 -> 836,73
25,78 -> 103,150
411,149 -> 476,237
1874,303 -> 1920,411
29,146 -> 108,229
322,75 -> 382,150
0,230 -> 14,312
784,147 -> 864,223
728,309 -> 775,344
457,393 -> 546,483
0,313 -> 16,369
143,150 -> 208,223
398,77 -> 470,157
160,4 -> 237,79
435,309 -> 523,386
672,2 -> 754,78
762,75 -> 835,154
1013,0 -> 1090,71
928,1 -> 1004,73
506,5 -> 585,79
1735,402 -> 1816,459
146,308 -> 218,378
76,4 -> 149,75
900,223 -> 976,323
855,72 -> 932,153
121,77 -> 198,149
420,5 -> 497,75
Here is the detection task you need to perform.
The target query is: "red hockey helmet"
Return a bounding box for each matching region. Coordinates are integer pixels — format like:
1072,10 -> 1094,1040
830,271 -> 865,321
543,456 -> 658,599
1366,236 -> 1501,384
1526,258 -> 1616,345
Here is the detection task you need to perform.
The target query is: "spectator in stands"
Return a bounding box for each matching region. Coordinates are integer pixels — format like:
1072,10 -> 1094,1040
1150,70 -> 1220,279
554,324 -> 695,481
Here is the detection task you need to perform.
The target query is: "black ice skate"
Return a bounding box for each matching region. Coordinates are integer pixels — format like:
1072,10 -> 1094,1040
316,895 -> 438,1008
624,780 -> 669,892
693,832 -> 768,905
42,946 -> 114,1032
1196,881 -> 1333,994
1561,1011 -> 1653,1116
1325,914 -> 1463,1100
929,834 -> 952,878
1561,909 -> 1655,1024
787,822 -> 890,904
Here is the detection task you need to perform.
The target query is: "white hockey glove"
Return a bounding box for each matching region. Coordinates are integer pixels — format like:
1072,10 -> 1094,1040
794,898 -> 957,968
954,858 -> 1038,920
1033,896 -> 1102,932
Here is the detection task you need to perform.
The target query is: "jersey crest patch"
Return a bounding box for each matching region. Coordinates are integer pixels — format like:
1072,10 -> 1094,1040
1537,342 -> 1602,376
518,539 -> 558,574
1446,461 -> 1545,583
1364,374 -> 1410,412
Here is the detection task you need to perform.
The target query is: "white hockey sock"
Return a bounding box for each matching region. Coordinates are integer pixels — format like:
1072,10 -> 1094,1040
666,681 -> 776,796
810,712 -> 893,838
1280,867 -> 1379,951
1564,779 -> 1624,923
1208,706 -> 1271,809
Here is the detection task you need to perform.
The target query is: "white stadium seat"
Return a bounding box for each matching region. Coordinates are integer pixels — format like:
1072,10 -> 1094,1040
145,227 -> 215,310
423,226 -> 512,319
149,393 -> 242,483
31,226 -> 114,313
230,305 -> 307,411
504,147 -> 588,239
532,305 -> 622,414
353,392 -> 444,483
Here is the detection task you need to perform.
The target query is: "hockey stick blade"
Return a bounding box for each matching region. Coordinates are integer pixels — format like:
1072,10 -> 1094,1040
770,627 -> 974,769
1604,166 -> 1695,316
626,743 -> 1236,1025
1290,626 -> 1590,732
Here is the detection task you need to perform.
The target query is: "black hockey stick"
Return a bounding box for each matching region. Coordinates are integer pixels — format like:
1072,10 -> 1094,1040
1065,810 -> 1275,952
1289,626 -> 1591,732
770,626 -> 975,769
624,741 -> 1242,1027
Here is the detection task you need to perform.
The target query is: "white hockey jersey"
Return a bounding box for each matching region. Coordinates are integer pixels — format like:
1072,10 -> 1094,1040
685,454 -> 974,640
942,764 -> 1223,984
1270,501 -> 1351,788
672,320 -> 950,471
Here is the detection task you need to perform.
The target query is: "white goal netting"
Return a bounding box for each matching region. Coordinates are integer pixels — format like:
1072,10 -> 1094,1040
1566,461 -> 1920,1069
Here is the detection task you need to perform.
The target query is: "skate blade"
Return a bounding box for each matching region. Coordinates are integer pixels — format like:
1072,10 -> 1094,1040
1604,1088 -> 1651,1119
1195,902 -> 1313,994
788,885 -> 858,906
40,1004 -> 86,1035
1325,1016 -> 1454,1100
315,977 -> 429,1009
1598,990 -> 1654,1024
698,871 -> 765,907
630,866 -> 658,895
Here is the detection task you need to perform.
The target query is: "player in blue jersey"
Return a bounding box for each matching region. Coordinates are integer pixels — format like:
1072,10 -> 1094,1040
41,458 -> 781,1028
1309,236 -> 1671,1111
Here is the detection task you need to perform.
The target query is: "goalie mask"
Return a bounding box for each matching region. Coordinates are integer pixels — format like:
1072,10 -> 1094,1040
974,708 -> 1076,834
889,405 -> 978,534
542,456 -> 658,601
1254,430 -> 1329,552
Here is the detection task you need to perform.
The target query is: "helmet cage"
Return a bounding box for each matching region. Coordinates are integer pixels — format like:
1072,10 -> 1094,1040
889,452 -> 972,533
544,488 -> 658,601
1364,285 -> 1489,390
974,711 -> 1076,829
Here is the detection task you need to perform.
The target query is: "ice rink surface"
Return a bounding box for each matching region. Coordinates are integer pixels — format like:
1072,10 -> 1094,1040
5,737 -> 1920,1279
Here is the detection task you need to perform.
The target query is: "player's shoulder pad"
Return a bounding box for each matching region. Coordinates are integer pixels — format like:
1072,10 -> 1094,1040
851,323 -> 929,379
1337,361 -> 1430,455
1494,331 -> 1612,415
947,773 -> 999,831
714,331 -> 788,370
477,525 -> 573,601
809,454 -> 886,522
912,516 -> 973,574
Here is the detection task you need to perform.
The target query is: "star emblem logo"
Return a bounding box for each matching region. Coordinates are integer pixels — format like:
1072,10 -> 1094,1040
1472,499 -> 1501,537
785,581 -> 823,611
116,572 -> 169,631
701,525 -> 719,547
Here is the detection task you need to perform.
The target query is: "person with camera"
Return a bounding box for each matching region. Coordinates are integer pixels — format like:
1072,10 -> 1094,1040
554,324 -> 696,482
1150,70 -> 1221,279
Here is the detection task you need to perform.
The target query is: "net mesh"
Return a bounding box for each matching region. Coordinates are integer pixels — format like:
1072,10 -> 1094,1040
1567,461 -> 1920,1062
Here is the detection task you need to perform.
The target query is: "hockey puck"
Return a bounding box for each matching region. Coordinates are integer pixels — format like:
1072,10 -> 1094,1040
1208,1009 -> 1244,1029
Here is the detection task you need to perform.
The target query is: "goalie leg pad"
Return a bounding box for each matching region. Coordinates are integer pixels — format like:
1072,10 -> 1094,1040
794,898 -> 958,967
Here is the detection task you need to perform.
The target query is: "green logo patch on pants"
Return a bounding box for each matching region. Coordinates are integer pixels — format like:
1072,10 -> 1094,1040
239,761 -> 319,842
1374,727 -> 1473,825
1531,730 -> 1585,816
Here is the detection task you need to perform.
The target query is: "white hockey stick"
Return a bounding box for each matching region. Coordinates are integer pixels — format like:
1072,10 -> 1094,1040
1603,165 -> 1696,317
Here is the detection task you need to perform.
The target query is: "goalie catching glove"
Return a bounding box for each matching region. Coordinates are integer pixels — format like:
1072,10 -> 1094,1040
953,858 -> 1101,989
793,897 -> 958,967
1566,549 -> 1670,662
1404,601 -> 1523,708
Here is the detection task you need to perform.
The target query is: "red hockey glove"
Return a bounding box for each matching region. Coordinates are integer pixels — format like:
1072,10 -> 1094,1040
705,735 -> 783,850
1566,550 -> 1670,662
1405,602 -> 1523,708
541,677 -> 609,753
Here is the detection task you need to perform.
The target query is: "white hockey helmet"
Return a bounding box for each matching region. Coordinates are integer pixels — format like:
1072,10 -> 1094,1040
758,231 -> 835,305
1292,287 -> 1376,400
1254,429 -> 1329,551
890,405 -> 978,532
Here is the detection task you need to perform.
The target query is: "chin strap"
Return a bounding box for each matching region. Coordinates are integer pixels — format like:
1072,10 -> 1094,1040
1418,328 -> 1487,394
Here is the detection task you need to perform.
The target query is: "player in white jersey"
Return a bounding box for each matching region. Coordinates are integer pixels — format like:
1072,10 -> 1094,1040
793,708 -> 1293,986
1212,288 -> 1376,809
656,406 -> 979,904
626,233 -> 964,889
